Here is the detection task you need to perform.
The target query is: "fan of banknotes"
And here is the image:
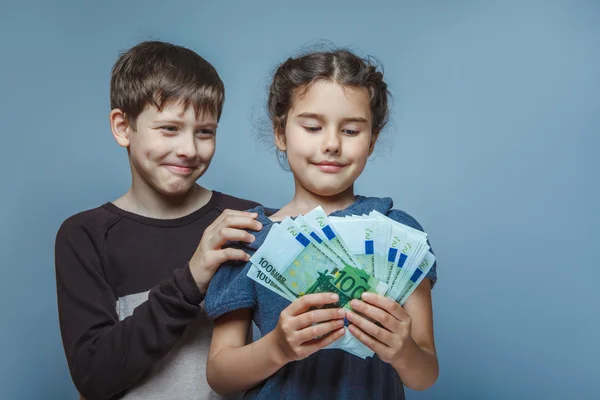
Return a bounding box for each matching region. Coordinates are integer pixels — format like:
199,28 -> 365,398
246,206 -> 435,359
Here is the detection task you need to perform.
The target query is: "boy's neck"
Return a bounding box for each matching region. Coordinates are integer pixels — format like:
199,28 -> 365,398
274,182 -> 356,220
113,184 -> 212,219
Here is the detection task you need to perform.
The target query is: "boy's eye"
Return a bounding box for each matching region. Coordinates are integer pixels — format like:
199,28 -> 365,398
304,126 -> 321,132
160,126 -> 178,133
197,129 -> 215,136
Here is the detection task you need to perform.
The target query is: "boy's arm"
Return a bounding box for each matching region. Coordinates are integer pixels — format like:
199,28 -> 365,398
56,222 -> 203,400
56,210 -> 261,400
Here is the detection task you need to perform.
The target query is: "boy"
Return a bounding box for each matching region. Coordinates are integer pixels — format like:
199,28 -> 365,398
55,41 -> 261,400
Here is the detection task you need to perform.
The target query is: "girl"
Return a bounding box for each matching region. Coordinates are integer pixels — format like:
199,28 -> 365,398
204,49 -> 438,400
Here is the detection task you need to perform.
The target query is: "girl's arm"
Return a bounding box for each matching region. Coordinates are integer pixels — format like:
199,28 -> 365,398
346,279 -> 439,391
206,293 -> 347,396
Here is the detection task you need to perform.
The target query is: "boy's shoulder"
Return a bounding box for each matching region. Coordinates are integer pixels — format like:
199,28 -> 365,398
214,191 -> 261,212
56,204 -> 121,240
56,192 -> 260,241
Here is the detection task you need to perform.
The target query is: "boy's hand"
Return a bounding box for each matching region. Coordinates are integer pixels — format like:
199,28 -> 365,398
346,292 -> 415,365
189,209 -> 262,293
271,293 -> 346,364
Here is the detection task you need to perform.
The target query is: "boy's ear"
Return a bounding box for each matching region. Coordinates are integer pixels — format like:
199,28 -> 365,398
274,126 -> 287,152
110,109 -> 131,148
368,130 -> 380,156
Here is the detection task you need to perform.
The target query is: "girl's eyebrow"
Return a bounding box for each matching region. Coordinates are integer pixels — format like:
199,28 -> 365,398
296,112 -> 324,121
296,112 -> 368,124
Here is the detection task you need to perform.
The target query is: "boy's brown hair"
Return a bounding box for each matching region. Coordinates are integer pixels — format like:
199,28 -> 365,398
110,41 -> 225,129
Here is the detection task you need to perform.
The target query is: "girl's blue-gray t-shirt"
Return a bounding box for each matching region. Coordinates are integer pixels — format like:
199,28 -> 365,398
205,196 -> 437,400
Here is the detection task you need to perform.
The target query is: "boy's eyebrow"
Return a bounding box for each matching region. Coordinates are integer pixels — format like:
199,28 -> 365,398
153,118 -> 218,128
296,112 -> 368,124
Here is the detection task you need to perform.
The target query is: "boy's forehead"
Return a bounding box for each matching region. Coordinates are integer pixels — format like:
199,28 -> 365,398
144,101 -> 218,123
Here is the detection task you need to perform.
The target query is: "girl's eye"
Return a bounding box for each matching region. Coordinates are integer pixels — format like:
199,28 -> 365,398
304,126 -> 321,132
343,129 -> 360,135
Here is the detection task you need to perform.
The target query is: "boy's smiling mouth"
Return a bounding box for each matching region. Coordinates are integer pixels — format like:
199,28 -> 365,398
163,163 -> 197,175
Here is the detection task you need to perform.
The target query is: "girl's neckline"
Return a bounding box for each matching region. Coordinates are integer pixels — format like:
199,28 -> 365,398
258,195 -> 366,224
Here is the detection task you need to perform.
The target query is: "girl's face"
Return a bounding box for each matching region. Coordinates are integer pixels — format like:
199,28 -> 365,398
276,80 -> 378,197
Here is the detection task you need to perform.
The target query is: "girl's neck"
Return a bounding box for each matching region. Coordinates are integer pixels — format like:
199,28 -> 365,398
272,181 -> 356,221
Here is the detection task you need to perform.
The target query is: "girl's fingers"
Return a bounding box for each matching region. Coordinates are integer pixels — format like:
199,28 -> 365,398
304,326 -> 347,352
346,310 -> 393,345
284,293 -> 339,317
360,292 -> 408,321
296,319 -> 346,343
350,298 -> 399,333
347,324 -> 387,355
292,308 -> 345,330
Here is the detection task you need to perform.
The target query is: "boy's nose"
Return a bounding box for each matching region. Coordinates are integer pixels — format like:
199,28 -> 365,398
175,135 -> 197,158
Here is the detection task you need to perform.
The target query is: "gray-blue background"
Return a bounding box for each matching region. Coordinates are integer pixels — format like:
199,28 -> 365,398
1,1 -> 598,399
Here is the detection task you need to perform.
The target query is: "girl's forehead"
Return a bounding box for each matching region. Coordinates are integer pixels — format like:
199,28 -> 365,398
290,80 -> 372,121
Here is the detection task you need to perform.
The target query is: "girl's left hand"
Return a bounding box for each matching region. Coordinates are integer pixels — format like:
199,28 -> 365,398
346,292 -> 415,364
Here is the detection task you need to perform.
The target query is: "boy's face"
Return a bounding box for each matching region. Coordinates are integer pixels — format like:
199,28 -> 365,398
276,80 -> 377,197
124,102 -> 217,197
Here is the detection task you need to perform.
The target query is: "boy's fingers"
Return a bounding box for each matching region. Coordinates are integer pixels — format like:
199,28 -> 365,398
216,227 -> 256,244
219,209 -> 259,219
220,216 -> 262,231
214,248 -> 250,266
209,210 -> 259,231
297,319 -> 345,343
293,308 -> 345,330
207,219 -> 262,248
285,293 -> 339,316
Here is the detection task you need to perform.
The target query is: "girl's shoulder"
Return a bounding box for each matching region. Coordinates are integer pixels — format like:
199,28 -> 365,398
386,208 -> 425,232
349,195 -> 425,232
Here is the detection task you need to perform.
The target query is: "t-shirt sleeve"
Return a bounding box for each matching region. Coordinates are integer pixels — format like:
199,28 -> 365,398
205,254 -> 257,321
386,209 -> 438,288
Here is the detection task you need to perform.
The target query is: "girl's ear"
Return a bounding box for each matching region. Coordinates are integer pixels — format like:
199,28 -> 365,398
368,130 -> 380,156
110,109 -> 132,148
274,126 -> 287,152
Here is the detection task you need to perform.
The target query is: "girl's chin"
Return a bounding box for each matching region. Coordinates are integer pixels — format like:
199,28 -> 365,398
303,184 -> 354,198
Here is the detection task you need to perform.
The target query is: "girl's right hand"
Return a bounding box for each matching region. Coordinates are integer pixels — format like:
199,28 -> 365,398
272,293 -> 347,364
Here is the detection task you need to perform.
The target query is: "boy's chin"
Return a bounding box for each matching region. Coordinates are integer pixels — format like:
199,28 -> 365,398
154,182 -> 197,197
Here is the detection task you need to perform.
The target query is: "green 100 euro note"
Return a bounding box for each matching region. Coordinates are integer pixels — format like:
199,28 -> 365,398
249,217 -> 387,310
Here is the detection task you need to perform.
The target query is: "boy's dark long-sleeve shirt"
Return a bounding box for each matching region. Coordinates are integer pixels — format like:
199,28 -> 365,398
55,191 -> 259,400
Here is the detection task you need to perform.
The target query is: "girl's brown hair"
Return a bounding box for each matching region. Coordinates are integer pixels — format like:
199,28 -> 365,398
268,49 -> 390,160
